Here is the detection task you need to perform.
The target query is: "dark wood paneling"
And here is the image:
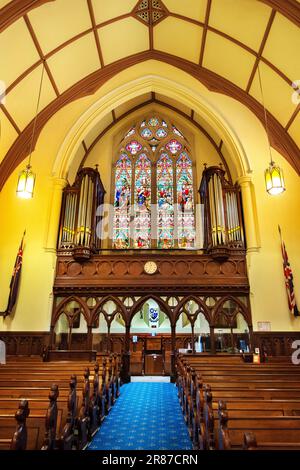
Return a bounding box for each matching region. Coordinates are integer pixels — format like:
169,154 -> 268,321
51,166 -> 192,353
253,332 -> 300,357
45,350 -> 97,362
54,253 -> 248,291
0,332 -> 50,356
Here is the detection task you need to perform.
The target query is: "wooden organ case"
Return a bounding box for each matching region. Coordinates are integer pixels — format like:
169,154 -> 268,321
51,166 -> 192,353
52,165 -> 251,381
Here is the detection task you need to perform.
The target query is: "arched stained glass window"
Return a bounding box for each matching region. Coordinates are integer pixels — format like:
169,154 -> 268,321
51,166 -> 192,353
113,154 -> 132,249
113,115 -> 196,249
157,154 -> 174,249
134,153 -> 151,249
177,152 -> 195,248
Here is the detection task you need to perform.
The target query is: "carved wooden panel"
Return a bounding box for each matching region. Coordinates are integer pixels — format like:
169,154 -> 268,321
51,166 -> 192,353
0,333 -> 50,356
253,332 -> 300,357
54,254 -> 248,290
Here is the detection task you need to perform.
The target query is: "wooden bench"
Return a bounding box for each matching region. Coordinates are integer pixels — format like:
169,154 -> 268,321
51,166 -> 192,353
0,354 -> 121,450
176,354 -> 300,450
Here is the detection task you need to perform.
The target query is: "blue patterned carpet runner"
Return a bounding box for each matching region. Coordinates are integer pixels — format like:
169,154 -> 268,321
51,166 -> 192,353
88,382 -> 192,450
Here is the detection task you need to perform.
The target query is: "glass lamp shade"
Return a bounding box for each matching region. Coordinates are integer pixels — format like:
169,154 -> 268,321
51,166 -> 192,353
16,165 -> 36,199
264,161 -> 285,195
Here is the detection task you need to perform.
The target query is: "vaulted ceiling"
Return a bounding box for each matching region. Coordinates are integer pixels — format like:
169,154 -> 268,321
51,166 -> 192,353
0,0 -> 299,189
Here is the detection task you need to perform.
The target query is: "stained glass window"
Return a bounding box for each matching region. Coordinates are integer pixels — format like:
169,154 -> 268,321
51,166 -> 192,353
172,125 -> 184,138
157,154 -> 174,249
140,128 -> 152,139
148,117 -> 159,127
125,127 -> 135,138
134,154 -> 151,249
113,155 -> 132,249
126,140 -> 142,155
177,152 -> 195,248
166,139 -> 182,154
156,128 -> 167,139
114,116 -> 195,250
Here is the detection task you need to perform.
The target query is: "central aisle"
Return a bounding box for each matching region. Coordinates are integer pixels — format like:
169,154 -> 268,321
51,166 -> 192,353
88,382 -> 193,450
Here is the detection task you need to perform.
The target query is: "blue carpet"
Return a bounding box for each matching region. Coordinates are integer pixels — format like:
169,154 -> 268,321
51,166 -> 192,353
88,382 -> 192,450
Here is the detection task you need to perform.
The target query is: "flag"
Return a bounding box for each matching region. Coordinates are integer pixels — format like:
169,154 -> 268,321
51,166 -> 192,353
278,226 -> 299,317
0,231 -> 25,318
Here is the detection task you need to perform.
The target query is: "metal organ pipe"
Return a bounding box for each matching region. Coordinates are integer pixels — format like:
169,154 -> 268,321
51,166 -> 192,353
199,165 -> 245,253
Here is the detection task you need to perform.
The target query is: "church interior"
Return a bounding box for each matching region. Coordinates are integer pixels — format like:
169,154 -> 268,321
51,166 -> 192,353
0,0 -> 300,452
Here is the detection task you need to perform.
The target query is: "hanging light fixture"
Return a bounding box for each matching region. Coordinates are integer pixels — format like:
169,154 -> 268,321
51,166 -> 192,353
17,61 -> 45,199
257,64 -> 285,195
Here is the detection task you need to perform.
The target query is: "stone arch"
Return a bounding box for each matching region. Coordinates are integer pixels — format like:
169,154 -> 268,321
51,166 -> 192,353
53,73 -> 250,183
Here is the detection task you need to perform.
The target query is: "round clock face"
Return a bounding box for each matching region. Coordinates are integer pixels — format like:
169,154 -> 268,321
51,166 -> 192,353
144,261 -> 158,275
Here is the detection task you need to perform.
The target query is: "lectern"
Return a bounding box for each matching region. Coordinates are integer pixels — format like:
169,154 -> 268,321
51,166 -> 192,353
144,337 -> 164,375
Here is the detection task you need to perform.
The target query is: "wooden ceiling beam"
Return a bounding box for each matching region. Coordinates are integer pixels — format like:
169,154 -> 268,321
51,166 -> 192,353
2,7 -> 294,100
199,0 -> 211,66
87,0 -> 104,68
259,0 -> 300,28
0,0 -> 54,33
0,103 -> 21,134
285,103 -> 300,131
1,0 -> 298,34
23,14 -> 60,97
0,50 -> 298,192
246,10 -> 276,93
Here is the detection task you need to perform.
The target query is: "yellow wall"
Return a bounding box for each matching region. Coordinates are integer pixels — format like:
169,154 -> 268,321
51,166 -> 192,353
0,61 -> 299,332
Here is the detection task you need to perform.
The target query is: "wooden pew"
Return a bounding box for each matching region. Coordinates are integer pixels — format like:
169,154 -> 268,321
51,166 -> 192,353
0,354 -> 121,450
176,354 -> 300,450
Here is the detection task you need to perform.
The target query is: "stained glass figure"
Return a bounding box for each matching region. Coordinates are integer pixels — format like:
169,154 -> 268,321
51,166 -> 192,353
156,128 -> 167,139
113,155 -> 132,249
172,126 -> 184,138
177,152 -> 195,248
157,154 -> 174,249
148,117 -> 159,127
125,127 -> 135,139
114,117 -> 195,250
134,154 -> 151,249
126,140 -> 142,155
140,128 -> 153,139
166,139 -> 182,154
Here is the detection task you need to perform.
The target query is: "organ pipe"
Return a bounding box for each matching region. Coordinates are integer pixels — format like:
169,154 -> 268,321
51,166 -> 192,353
199,165 -> 245,259
58,167 -> 105,259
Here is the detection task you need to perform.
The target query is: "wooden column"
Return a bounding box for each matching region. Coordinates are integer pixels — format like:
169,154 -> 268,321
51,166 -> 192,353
120,324 -> 131,383
210,326 -> 216,354
170,324 -> 176,382
191,322 -> 195,353
87,326 -> 93,350
107,324 -> 111,353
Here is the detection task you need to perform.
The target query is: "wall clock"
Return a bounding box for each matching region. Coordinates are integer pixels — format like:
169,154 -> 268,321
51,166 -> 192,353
144,261 -> 158,275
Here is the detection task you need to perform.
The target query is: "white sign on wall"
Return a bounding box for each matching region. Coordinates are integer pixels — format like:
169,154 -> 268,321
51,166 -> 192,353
257,322 -> 271,331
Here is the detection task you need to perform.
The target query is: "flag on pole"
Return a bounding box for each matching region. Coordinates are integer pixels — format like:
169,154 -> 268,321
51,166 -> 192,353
278,226 -> 299,317
0,231 -> 25,318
